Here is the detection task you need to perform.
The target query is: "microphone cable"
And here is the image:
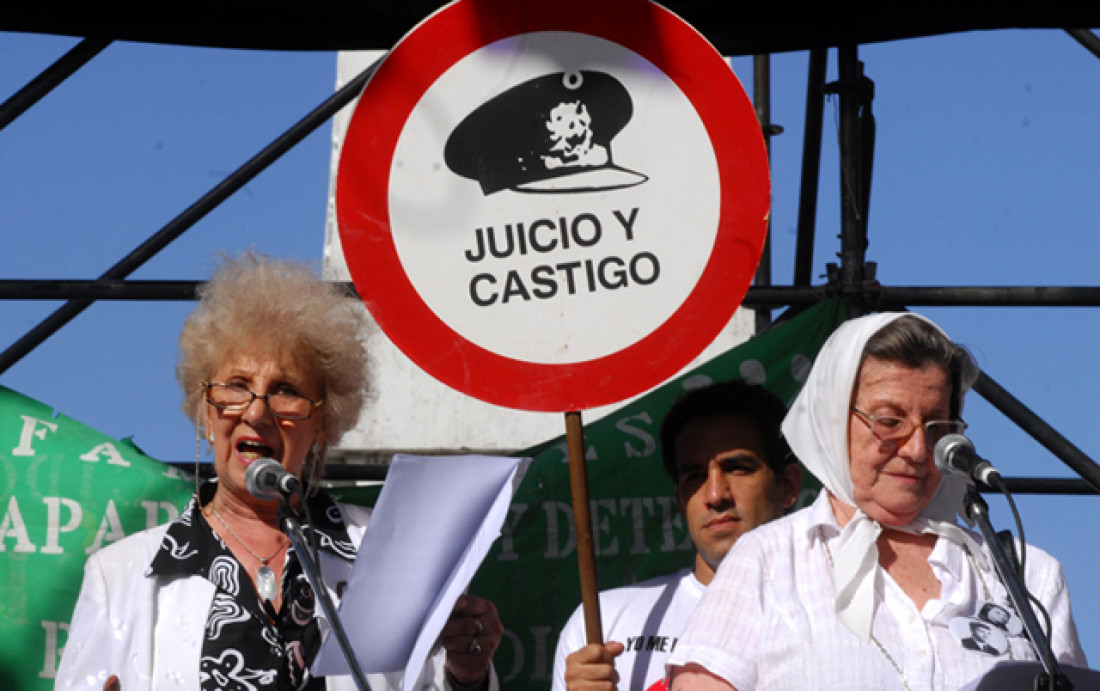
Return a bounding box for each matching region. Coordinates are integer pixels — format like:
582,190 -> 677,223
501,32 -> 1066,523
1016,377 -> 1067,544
988,466 -> 1058,661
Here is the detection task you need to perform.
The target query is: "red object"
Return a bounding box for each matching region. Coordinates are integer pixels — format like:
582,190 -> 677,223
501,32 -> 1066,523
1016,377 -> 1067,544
337,0 -> 769,412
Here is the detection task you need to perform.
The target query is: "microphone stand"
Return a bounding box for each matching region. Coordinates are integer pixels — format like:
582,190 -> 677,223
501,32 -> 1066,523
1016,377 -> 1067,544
278,496 -> 372,691
963,487 -> 1073,691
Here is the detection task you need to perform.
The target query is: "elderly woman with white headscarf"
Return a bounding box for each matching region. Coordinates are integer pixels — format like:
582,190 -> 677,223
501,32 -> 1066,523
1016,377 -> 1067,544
667,312 -> 1086,690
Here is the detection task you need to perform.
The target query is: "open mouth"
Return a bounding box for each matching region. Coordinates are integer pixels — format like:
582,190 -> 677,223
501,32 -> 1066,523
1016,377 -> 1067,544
237,439 -> 275,460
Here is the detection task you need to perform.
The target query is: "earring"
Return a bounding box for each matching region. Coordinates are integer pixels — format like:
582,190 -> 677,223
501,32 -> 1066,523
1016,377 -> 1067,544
208,433 -> 214,443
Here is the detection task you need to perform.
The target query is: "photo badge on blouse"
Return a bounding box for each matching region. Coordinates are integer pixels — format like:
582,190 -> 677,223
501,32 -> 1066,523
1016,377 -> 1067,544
949,600 -> 1024,657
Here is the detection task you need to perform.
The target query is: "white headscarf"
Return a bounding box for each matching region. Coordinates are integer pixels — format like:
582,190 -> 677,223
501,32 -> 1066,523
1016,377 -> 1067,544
781,311 -> 984,642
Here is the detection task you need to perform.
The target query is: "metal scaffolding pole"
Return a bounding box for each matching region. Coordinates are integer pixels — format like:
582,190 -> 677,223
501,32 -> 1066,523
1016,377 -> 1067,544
0,38 -> 111,132
1066,28 -> 1100,59
0,56 -> 383,375
7,282 -> 1100,309
831,45 -> 873,316
753,53 -> 780,333
973,371 -> 1100,492
793,48 -> 827,288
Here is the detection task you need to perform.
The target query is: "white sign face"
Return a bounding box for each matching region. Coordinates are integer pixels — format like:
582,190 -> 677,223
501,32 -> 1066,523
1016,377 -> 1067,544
337,0 -> 769,411
388,32 -> 719,364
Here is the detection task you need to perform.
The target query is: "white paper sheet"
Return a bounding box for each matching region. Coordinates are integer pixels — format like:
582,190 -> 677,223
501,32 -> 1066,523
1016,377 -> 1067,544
312,453 -> 530,691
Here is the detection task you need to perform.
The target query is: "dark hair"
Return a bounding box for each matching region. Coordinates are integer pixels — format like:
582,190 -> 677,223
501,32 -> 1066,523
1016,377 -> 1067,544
980,602 -> 1011,623
659,380 -> 793,484
860,315 -> 978,419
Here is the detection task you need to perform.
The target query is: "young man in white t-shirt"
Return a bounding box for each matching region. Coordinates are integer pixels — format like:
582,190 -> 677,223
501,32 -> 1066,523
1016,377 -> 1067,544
552,381 -> 803,691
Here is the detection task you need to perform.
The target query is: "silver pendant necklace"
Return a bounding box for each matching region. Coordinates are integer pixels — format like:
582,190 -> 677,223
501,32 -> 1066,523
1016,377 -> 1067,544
211,506 -> 288,603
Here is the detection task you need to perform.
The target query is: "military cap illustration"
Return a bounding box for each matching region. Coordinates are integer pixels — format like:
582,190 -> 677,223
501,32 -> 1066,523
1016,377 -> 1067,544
445,70 -> 648,195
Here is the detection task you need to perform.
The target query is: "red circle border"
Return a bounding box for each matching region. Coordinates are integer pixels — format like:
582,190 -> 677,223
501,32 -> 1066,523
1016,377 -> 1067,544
337,0 -> 770,412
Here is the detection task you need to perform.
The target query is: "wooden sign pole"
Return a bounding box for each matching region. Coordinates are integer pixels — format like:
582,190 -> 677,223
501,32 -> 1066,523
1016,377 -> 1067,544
565,410 -> 604,644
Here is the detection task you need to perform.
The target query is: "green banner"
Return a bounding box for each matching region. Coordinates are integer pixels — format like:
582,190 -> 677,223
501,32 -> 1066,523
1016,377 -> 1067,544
0,299 -> 844,689
0,388 -> 195,689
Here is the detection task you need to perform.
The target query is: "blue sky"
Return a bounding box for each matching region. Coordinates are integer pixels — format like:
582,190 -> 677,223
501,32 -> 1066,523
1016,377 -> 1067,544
3,26 -> 1099,662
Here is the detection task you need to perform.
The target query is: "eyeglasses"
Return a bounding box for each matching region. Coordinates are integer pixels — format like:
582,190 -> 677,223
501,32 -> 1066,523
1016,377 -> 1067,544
202,381 -> 323,421
850,407 -> 967,448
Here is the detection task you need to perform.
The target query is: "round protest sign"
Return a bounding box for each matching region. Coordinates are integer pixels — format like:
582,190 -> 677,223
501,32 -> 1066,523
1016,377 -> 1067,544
337,0 -> 769,412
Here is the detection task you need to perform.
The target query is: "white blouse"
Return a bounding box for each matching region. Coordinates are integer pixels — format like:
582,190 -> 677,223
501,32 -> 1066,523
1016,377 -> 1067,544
667,493 -> 1086,691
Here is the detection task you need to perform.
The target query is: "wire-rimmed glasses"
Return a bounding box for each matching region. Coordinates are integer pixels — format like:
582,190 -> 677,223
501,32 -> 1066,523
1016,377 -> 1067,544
850,407 -> 967,448
202,381 -> 323,421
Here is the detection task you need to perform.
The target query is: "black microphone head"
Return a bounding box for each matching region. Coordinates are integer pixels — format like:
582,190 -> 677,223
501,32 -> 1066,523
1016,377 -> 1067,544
934,433 -> 974,475
245,457 -> 285,501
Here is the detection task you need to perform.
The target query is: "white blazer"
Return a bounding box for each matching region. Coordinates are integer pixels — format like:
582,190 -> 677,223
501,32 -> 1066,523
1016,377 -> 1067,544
55,503 -> 494,691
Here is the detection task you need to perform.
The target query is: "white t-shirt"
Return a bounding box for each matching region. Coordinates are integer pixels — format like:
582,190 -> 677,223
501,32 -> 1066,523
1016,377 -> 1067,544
553,568 -> 704,691
667,492 -> 1087,691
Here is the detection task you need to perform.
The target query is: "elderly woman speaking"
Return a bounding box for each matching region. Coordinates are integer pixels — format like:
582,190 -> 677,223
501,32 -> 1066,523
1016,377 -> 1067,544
668,312 -> 1086,690
56,254 -> 502,690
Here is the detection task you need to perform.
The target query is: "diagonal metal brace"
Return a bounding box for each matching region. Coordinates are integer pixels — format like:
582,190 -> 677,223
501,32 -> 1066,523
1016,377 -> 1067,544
0,54 -> 385,375
972,370 -> 1100,493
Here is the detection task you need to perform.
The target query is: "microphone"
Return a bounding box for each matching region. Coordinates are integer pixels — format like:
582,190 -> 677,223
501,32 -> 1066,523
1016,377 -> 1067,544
245,457 -> 301,501
934,434 -> 1002,487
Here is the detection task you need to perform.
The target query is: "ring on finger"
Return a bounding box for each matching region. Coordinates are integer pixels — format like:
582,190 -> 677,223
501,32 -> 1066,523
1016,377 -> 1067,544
468,637 -> 482,655
473,618 -> 483,635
